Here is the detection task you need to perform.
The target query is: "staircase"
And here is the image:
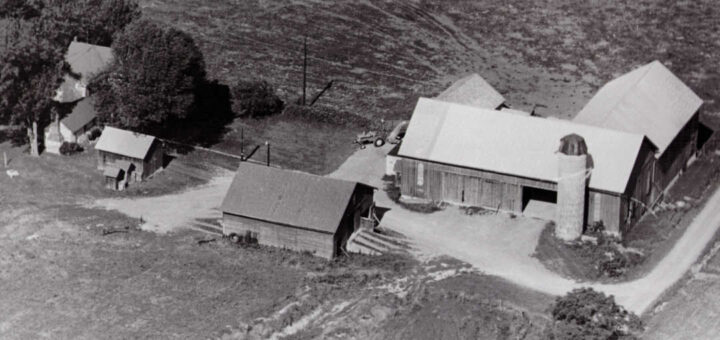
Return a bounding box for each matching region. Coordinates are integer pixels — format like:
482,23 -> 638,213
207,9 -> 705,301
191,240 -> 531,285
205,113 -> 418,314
346,228 -> 409,256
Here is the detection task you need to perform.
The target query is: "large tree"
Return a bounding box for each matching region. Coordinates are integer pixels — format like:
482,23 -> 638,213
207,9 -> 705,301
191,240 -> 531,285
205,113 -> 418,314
40,0 -> 140,47
0,21 -> 65,156
90,19 -> 207,134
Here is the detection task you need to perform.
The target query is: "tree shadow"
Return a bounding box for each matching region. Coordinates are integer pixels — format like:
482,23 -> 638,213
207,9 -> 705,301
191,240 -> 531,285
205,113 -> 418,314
159,79 -> 234,154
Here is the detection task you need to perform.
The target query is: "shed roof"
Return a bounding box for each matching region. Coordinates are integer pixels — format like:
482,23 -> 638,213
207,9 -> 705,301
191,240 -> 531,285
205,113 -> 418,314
61,97 -> 97,133
436,73 -> 505,109
221,163 -> 372,234
573,60 -> 702,156
103,166 -> 122,178
398,98 -> 645,194
95,126 -> 156,160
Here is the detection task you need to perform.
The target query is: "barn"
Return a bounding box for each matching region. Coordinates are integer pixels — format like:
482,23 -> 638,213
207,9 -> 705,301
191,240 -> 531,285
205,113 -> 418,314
95,127 -> 163,183
573,60 -> 703,210
221,163 -> 376,259
436,73 -> 506,109
394,61 -> 703,237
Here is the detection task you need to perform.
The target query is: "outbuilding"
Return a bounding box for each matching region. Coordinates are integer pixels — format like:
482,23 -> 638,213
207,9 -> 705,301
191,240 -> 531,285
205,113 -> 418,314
95,127 -> 163,183
221,163 -> 376,259
54,40 -> 113,103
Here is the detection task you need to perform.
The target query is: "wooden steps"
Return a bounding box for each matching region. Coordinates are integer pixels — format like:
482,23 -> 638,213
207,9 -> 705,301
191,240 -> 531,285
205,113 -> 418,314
346,229 -> 408,256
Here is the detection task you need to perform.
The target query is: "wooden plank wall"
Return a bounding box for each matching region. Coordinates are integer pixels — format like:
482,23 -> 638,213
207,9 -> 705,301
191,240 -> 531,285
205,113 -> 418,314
223,213 -> 335,259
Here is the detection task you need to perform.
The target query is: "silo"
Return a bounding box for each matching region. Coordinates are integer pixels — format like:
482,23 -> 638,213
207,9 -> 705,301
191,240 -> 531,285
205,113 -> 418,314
556,134 -> 589,241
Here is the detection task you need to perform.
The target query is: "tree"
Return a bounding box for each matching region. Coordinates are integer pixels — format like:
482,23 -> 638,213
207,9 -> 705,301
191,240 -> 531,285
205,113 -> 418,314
231,80 -> 284,118
548,288 -> 642,340
0,21 -> 65,156
90,19 -> 207,135
39,0 -> 140,47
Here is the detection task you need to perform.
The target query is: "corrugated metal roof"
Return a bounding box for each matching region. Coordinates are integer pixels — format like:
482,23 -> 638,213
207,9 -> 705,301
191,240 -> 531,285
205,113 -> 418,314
61,97 -> 97,132
95,126 -> 156,160
436,73 -> 505,109
398,98 -> 645,194
221,163 -> 370,234
66,41 -> 113,82
573,60 -> 702,156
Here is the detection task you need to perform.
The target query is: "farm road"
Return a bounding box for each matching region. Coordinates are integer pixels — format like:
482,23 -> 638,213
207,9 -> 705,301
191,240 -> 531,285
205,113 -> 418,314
329,145 -> 720,315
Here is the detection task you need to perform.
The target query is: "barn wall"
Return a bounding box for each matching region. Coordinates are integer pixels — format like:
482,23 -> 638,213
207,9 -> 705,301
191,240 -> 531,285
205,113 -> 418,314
395,157 -> 556,213
655,112 -> 699,190
142,141 -> 164,179
396,157 -> 624,231
98,151 -> 145,182
223,213 -> 336,259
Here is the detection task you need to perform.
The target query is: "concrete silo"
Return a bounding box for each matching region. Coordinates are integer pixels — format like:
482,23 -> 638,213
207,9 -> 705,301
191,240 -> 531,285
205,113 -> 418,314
556,134 -> 589,241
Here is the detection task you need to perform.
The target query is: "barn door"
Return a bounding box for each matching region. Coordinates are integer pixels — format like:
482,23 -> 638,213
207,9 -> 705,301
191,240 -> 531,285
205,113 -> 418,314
442,172 -> 464,204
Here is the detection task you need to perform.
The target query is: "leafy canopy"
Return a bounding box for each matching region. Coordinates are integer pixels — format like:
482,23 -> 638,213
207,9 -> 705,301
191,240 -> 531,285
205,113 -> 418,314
90,19 -> 207,134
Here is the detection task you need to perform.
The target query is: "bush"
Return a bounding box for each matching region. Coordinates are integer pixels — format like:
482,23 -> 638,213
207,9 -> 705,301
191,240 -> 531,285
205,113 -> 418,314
59,142 -> 83,155
549,288 -> 642,340
88,127 -> 102,141
232,80 -> 284,118
282,103 -> 371,128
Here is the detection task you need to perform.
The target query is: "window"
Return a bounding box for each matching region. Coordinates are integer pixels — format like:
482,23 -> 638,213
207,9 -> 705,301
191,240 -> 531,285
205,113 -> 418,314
417,163 -> 424,186
645,170 -> 652,196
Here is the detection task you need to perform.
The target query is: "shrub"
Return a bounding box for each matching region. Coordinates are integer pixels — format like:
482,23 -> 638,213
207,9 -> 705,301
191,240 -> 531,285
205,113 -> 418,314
232,80 -> 284,118
59,142 -> 83,155
282,103 -> 371,128
549,288 -> 642,340
88,127 -> 102,141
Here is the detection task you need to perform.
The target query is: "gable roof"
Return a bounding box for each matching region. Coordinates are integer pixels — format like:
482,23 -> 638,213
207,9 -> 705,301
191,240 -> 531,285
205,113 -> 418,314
573,60 -> 702,156
436,73 -> 505,109
65,41 -> 113,82
95,126 -> 156,160
398,98 -> 645,194
61,97 -> 97,133
221,163 -> 372,234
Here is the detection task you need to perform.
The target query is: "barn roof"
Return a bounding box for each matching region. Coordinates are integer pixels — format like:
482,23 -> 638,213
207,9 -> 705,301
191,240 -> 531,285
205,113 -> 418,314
436,73 -> 505,109
103,166 -> 122,178
221,163 -> 373,234
573,60 -> 702,156
398,98 -> 645,194
95,126 -> 156,160
61,97 -> 97,133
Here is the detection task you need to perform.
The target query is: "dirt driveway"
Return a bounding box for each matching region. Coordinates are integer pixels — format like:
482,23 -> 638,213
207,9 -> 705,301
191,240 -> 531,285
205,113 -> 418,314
330,145 -> 720,315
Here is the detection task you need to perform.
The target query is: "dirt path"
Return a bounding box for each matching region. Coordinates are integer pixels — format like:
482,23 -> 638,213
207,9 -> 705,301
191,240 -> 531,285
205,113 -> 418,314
330,146 -> 720,315
91,169 -> 234,233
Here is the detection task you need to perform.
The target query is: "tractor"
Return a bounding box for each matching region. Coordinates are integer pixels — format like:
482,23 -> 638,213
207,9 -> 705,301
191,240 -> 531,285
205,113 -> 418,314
355,120 -> 408,149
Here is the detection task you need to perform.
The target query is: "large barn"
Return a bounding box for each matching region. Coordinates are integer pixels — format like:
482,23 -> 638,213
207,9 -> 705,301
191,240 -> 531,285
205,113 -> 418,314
221,163 -> 376,259
393,61 -> 702,237
95,127 -> 163,183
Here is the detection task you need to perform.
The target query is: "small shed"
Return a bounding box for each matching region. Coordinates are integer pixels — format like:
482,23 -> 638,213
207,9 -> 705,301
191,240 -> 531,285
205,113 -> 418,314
221,163 -> 376,259
95,127 -> 163,182
103,166 -> 123,190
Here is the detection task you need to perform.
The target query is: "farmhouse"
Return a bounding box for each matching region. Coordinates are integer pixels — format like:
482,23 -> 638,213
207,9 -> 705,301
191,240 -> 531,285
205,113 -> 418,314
436,73 -> 506,109
95,127 -> 163,183
54,40 -> 113,103
45,96 -> 98,147
221,163 -> 376,259
393,61 -> 702,237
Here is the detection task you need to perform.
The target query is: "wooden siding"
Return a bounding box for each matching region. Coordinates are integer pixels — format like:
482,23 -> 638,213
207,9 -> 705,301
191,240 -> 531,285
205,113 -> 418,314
223,213 -> 336,259
655,112 -> 698,190
222,185 -> 374,259
396,157 -> 624,231
97,140 -> 163,182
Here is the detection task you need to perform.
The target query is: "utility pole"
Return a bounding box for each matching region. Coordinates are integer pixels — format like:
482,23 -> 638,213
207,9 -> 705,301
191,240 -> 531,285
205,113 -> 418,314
265,141 -> 270,166
240,128 -> 244,160
302,37 -> 307,105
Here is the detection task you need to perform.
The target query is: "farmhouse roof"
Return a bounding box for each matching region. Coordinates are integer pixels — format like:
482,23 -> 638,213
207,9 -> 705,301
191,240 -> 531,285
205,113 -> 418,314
65,41 -> 113,82
436,73 -> 505,109
573,60 -> 702,156
61,97 -> 97,133
398,98 -> 646,194
221,163 -> 373,234
95,126 -> 156,160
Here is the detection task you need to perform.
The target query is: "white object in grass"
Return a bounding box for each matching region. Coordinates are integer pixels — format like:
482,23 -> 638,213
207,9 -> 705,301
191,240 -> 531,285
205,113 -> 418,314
6,169 -> 19,178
